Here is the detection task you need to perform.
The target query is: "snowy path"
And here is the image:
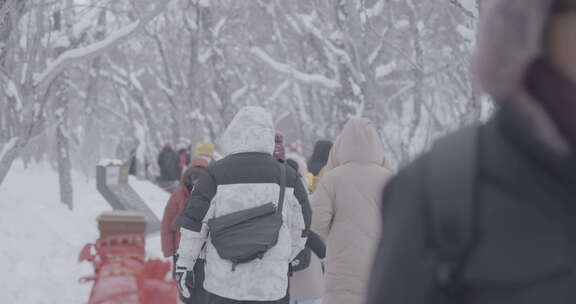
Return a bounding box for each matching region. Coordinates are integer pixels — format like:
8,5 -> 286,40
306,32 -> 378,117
0,161 -> 169,303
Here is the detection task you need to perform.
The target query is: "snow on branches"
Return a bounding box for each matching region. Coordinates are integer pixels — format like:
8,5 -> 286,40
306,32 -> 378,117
33,0 -> 171,96
250,47 -> 341,89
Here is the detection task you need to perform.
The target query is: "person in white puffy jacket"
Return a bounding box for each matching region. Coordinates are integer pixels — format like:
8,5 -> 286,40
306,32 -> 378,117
176,106 -> 311,304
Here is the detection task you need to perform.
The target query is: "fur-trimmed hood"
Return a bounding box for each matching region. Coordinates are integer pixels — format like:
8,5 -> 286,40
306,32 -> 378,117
473,0 -> 572,154
473,0 -> 555,101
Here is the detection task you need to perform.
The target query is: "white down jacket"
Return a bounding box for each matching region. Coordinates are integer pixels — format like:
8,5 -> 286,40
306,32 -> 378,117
178,106 -> 310,301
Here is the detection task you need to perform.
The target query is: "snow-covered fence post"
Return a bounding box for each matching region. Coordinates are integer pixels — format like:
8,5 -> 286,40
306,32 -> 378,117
96,159 -> 161,233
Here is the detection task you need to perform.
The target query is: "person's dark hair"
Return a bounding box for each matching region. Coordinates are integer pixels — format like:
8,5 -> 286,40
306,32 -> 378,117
308,140 -> 332,175
308,140 -> 332,176
552,0 -> 576,13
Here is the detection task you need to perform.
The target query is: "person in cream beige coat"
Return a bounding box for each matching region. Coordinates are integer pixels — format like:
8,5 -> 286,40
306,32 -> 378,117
310,117 -> 392,304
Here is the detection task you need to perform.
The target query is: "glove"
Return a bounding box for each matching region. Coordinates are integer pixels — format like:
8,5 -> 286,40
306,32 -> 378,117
175,228 -> 205,299
307,231 -> 326,259
175,265 -> 193,299
174,254 -> 194,300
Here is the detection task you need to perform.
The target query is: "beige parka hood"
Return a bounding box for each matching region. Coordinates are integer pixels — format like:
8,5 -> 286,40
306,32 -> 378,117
325,117 -> 385,172
310,117 -> 391,304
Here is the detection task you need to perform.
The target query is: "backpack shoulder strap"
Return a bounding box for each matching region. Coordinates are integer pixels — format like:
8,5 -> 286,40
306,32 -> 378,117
426,125 -> 480,294
277,163 -> 287,214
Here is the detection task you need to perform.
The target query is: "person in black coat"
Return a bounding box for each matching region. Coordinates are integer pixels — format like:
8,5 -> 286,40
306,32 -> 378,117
367,1 -> 576,304
307,140 -> 332,177
158,144 -> 180,182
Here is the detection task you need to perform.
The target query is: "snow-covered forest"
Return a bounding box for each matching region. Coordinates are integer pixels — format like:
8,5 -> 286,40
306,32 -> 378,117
0,0 -> 486,205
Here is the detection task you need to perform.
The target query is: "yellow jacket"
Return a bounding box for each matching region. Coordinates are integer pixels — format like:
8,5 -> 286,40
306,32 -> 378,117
307,167 -> 325,193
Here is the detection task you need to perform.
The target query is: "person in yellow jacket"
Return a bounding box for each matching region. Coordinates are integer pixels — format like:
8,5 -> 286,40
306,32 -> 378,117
306,170 -> 324,193
307,140 -> 332,193
194,141 -> 215,163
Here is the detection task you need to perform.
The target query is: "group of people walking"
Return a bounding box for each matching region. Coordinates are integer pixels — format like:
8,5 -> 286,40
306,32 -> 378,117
161,1 -> 576,303
161,107 -> 391,304
156,141 -> 215,192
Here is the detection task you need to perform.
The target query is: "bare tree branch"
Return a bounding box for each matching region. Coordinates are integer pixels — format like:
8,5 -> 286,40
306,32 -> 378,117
250,46 -> 341,89
0,0 -> 17,27
33,0 -> 171,96
449,0 -> 475,19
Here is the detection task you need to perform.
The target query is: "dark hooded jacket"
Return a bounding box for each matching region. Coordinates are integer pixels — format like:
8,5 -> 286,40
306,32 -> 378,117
308,140 -> 332,176
367,1 -> 576,303
368,107 -> 576,304
158,145 -> 180,181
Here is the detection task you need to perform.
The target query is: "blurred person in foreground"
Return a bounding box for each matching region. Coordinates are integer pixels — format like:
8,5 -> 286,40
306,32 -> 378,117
312,117 -> 392,304
176,106 -> 310,304
367,1 -> 576,303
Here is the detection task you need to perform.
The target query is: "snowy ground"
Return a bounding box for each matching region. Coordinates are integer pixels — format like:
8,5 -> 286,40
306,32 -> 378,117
0,161 -> 170,303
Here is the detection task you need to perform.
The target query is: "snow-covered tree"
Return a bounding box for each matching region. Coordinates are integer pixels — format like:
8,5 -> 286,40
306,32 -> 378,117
0,0 -> 485,191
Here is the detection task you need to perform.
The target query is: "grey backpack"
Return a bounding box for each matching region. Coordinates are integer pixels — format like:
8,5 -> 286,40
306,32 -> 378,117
207,163 -> 287,271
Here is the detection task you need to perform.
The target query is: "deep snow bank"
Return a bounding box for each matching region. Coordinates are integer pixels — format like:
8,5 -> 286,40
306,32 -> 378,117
0,161 -> 169,303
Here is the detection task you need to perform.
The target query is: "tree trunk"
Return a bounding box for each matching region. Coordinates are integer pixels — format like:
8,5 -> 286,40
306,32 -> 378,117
0,137 -> 21,185
334,0 -> 364,119
0,0 -> 170,188
56,119 -> 73,209
404,0 -> 425,163
55,78 -> 73,210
